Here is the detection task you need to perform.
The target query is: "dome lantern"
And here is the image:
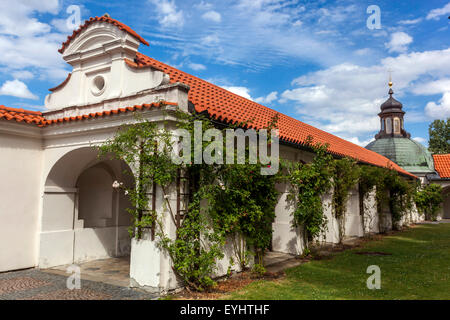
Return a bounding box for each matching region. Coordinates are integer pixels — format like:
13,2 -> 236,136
366,78 -> 434,175
375,81 -> 410,139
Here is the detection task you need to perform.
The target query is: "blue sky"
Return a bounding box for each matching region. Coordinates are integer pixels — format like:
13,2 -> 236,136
0,0 -> 449,147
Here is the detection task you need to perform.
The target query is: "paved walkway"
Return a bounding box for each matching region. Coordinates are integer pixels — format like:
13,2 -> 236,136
46,256 -> 131,287
0,268 -> 157,300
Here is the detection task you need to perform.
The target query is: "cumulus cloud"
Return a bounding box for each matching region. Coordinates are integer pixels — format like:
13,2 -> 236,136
202,10 -> 222,22
345,136 -> 374,147
0,1 -> 59,37
385,32 -> 413,53
279,48 -> 450,141
255,91 -> 278,104
149,0 -> 184,28
425,92 -> 450,119
0,1 -> 69,84
413,137 -> 426,144
0,79 -> 38,99
426,2 -> 450,20
222,86 -> 253,100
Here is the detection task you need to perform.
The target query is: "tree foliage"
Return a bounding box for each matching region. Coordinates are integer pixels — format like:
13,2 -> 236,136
428,118 -> 450,154
415,183 -> 443,221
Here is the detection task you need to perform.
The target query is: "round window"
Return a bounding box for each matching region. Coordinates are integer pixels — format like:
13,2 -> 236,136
91,75 -> 106,96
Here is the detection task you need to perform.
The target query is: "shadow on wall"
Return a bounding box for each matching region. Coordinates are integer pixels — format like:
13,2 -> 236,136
40,147 -> 135,267
443,187 -> 450,219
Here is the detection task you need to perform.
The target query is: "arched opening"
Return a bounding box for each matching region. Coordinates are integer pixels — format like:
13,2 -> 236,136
385,118 -> 392,134
442,187 -> 450,219
393,117 -> 400,134
39,147 -> 134,273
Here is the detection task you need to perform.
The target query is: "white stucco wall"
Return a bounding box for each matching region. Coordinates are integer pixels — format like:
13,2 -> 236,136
0,127 -> 43,272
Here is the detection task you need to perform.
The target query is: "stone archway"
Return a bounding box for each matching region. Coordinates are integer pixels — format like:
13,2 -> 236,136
39,147 -> 134,268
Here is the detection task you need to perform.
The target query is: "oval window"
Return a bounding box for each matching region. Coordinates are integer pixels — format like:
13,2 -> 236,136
91,75 -> 106,96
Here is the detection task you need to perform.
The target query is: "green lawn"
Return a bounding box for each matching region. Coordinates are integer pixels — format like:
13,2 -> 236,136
226,223 -> 450,300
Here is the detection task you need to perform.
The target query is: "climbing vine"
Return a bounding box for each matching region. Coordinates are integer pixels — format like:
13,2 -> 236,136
332,158 -> 360,243
100,110 -> 280,291
415,183 -> 443,221
98,115 -> 178,239
359,165 -> 383,235
286,137 -> 333,248
359,165 -> 417,232
99,109 -> 425,291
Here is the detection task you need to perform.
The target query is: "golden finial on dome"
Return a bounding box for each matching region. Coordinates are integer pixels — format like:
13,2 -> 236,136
388,68 -> 393,88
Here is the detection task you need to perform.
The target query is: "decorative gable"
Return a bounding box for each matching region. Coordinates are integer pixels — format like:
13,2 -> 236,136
44,15 -> 177,114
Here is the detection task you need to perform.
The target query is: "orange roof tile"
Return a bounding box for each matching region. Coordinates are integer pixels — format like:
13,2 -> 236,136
433,154 -> 450,178
58,16 -> 149,54
0,105 -> 45,126
42,102 -> 177,126
133,52 -> 416,178
49,73 -> 71,92
0,102 -> 176,127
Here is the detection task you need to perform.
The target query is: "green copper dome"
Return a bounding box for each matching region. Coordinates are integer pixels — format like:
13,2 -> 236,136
366,138 -> 435,174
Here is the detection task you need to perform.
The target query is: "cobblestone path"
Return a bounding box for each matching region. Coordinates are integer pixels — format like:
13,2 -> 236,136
0,269 -> 158,300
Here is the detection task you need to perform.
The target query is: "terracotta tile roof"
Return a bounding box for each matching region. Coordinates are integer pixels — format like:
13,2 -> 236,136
58,16 -> 149,54
433,154 -> 450,178
42,102 -> 177,126
49,73 -> 71,92
0,105 -> 45,126
133,52 -> 415,178
0,102 -> 176,127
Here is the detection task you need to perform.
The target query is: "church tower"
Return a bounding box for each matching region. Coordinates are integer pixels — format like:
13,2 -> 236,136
366,79 -> 435,177
375,81 -> 410,139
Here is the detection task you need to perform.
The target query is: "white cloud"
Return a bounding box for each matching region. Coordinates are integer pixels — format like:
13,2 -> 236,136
426,2 -> 450,20
188,62 -> 207,71
201,34 -> 220,45
11,70 -> 34,80
0,1 -> 59,37
147,1 -> 356,69
425,92 -> 450,119
222,86 -> 253,100
149,0 -> 184,28
293,20 -> 303,27
255,91 -> 278,104
344,136 -> 374,147
354,48 -> 372,56
411,78 -> 450,95
280,48 -> 450,140
398,18 -> 422,25
413,137 -> 426,144
194,1 -> 213,11
385,32 -> 413,53
202,10 -> 221,23
51,18 -> 72,33
0,79 -> 38,99
0,2 -> 69,84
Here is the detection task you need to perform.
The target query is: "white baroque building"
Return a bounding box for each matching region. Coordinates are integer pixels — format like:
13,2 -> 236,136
0,16 -> 424,293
